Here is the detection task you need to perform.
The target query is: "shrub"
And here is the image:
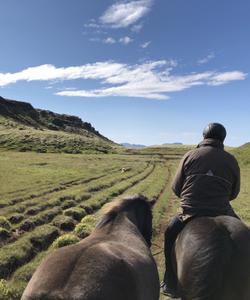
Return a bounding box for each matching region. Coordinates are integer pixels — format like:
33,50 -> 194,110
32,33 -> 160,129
63,207 -> 86,221
74,223 -> 92,238
52,215 -> 76,231
81,215 -> 96,227
0,225 -> 59,278
20,207 -> 62,231
0,217 -> 11,230
75,193 -> 91,203
0,279 -> 23,300
52,234 -> 80,249
29,224 -> 59,250
80,204 -> 94,214
0,227 -> 10,241
19,219 -> 35,231
8,214 -> 24,224
74,214 -> 96,239
0,279 -> 13,300
61,199 -> 76,210
0,238 -> 34,278
25,206 -> 42,215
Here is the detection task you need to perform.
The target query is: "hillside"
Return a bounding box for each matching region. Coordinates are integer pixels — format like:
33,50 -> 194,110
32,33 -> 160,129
0,96 -> 117,153
231,142 -> 250,166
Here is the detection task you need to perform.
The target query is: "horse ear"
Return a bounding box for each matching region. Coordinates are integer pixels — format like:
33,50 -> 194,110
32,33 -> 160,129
149,198 -> 157,207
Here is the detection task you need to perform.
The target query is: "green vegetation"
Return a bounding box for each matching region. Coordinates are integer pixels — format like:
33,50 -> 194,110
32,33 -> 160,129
232,142 -> 250,166
74,215 -> 97,238
230,144 -> 250,226
0,217 -> 11,230
0,141 -> 248,299
52,233 -> 80,249
0,224 -> 59,278
52,215 -> 76,231
0,97 -> 118,154
64,207 -> 87,221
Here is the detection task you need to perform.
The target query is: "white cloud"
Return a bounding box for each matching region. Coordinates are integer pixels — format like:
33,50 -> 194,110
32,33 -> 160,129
141,41 -> 151,48
0,62 -> 247,100
100,0 -> 153,28
198,52 -> 215,64
119,36 -> 133,45
208,71 -> 246,86
103,37 -> 116,44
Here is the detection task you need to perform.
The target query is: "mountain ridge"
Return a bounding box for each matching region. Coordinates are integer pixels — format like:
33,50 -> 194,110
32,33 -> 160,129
0,96 -> 116,153
0,96 -> 111,141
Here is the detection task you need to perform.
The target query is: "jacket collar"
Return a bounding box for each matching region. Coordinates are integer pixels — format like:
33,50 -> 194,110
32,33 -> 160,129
197,138 -> 224,149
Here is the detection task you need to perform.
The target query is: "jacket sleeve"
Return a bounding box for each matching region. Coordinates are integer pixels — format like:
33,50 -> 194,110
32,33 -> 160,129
230,159 -> 240,200
172,153 -> 188,198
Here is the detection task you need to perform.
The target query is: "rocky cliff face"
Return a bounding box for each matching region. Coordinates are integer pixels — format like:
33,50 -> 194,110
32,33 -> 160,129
0,96 -> 110,142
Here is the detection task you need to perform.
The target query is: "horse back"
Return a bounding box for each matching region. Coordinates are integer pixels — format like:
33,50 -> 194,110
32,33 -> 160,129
175,216 -> 250,300
22,233 -> 159,300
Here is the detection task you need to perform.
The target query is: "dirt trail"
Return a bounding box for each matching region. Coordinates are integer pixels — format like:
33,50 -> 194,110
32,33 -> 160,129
152,182 -> 181,300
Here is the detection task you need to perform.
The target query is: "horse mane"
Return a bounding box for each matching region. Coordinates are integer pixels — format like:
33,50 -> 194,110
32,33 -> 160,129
96,194 -> 153,246
178,217 -> 233,300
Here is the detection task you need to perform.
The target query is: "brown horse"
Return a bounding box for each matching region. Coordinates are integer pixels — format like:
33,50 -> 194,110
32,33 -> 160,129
21,195 -> 159,300
174,216 -> 250,300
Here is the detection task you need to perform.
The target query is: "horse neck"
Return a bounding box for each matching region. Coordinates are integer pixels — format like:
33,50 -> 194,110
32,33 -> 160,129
97,210 -> 147,244
117,210 -> 152,247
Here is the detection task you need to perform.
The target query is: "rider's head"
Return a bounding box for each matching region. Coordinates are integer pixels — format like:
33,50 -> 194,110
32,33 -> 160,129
203,123 -> 226,142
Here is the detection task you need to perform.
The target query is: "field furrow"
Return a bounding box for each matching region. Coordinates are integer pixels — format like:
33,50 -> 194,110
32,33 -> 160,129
0,147 -> 248,300
0,162 -> 155,279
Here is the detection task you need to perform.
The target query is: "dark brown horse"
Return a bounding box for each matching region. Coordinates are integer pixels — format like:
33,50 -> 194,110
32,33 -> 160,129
21,195 -> 159,300
174,216 -> 250,300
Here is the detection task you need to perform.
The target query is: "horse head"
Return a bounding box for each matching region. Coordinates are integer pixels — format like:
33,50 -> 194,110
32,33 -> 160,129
96,194 -> 153,247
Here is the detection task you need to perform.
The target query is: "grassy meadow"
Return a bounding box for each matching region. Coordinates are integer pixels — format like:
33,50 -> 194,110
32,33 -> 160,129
0,144 -> 249,299
0,116 -> 115,154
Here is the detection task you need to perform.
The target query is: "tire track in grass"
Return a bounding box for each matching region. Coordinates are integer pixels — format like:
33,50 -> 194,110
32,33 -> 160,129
1,164 -> 149,247
121,161 -> 169,200
0,163 -> 155,282
1,165 -> 138,216
150,161 -> 180,300
0,169 -> 117,209
6,163 -> 156,287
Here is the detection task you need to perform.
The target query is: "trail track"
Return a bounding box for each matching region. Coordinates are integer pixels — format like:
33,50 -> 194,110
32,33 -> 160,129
151,169 -> 181,300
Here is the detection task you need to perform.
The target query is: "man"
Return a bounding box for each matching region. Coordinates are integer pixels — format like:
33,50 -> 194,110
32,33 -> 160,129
161,123 -> 240,298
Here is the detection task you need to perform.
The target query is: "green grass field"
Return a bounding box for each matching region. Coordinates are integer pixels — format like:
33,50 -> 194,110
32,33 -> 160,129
0,144 -> 249,299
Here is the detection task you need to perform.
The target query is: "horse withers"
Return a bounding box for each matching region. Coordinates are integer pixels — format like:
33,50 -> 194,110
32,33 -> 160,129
21,195 -> 159,300
174,216 -> 250,300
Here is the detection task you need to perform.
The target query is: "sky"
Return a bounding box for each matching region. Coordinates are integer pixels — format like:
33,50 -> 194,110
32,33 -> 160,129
0,0 -> 249,146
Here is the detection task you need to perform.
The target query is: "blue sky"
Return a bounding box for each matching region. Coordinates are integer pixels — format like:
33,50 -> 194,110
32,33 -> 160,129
0,0 -> 249,146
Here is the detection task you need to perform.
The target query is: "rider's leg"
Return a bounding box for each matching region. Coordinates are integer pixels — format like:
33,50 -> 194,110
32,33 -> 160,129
163,215 -> 185,292
225,205 -> 240,219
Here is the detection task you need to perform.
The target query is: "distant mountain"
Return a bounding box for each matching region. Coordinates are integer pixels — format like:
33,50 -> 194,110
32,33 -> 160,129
0,96 -> 117,153
162,142 -> 183,145
121,143 -> 146,149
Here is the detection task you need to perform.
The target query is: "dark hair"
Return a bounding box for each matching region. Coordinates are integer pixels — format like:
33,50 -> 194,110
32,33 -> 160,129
96,195 -> 152,246
203,123 -> 226,142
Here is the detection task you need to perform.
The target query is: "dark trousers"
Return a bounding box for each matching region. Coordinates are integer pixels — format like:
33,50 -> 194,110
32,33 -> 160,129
163,207 -> 240,290
163,215 -> 185,290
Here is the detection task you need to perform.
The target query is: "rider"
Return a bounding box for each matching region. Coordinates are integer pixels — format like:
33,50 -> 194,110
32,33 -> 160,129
161,122 -> 240,298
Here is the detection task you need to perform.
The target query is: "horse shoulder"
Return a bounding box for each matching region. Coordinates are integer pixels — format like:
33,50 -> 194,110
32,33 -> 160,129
21,243 -> 85,299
